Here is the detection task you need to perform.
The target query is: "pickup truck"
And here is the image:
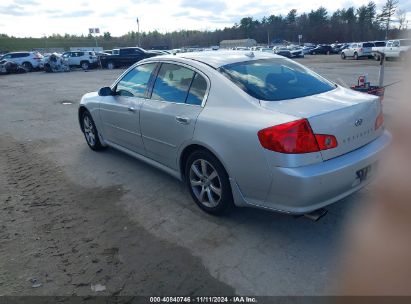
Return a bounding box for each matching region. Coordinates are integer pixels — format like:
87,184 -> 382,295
382,39 -> 411,60
371,41 -> 387,61
99,47 -> 158,69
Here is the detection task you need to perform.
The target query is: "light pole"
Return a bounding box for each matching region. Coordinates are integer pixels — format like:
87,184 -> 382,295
136,18 -> 140,47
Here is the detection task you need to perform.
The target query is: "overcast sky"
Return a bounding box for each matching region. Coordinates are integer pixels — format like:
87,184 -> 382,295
0,0 -> 410,37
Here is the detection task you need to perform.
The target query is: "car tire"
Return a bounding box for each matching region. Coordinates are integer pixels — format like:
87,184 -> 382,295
341,53 -> 346,60
22,62 -> 33,71
81,61 -> 90,70
44,64 -> 52,73
81,111 -> 105,151
107,62 -> 115,70
185,150 -> 234,215
354,53 -> 359,60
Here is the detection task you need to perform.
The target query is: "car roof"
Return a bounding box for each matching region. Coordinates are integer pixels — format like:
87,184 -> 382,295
152,51 -> 283,69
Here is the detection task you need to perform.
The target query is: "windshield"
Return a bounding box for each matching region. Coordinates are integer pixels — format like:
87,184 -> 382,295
218,59 -> 335,101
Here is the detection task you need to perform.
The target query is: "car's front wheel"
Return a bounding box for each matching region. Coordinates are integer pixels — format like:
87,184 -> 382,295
81,111 -> 105,151
81,61 -> 90,70
341,52 -> 346,60
185,150 -> 233,215
354,52 -> 359,60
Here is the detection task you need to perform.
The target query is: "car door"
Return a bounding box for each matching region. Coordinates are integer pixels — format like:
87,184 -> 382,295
391,40 -> 400,57
11,53 -> 24,65
99,62 -> 158,155
385,41 -> 393,57
140,62 -> 209,170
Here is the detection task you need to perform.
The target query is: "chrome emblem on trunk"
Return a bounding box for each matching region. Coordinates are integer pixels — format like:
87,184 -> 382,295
355,119 -> 363,127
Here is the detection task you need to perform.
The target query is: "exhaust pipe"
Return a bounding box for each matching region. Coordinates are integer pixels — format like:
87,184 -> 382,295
304,208 -> 328,222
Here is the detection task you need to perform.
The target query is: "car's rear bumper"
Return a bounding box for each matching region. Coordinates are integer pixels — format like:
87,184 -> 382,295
232,130 -> 391,214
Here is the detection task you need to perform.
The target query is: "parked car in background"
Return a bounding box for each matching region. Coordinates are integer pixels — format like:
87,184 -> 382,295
260,48 -> 273,53
274,46 -> 304,58
341,42 -> 375,60
0,60 -> 27,74
148,50 -> 172,55
99,47 -> 158,69
332,43 -> 349,54
62,51 -> 99,70
371,41 -> 387,61
302,45 -> 316,55
382,39 -> 411,60
309,45 -> 333,55
43,53 -> 70,73
0,51 -> 43,71
78,51 -> 390,216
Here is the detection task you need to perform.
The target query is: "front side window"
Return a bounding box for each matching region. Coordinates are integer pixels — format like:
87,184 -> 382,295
116,63 -> 157,97
392,41 -> 400,47
219,59 -> 335,101
151,63 -> 195,103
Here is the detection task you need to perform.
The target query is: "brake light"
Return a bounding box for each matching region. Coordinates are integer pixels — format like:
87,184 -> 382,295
258,119 -> 338,154
375,111 -> 384,130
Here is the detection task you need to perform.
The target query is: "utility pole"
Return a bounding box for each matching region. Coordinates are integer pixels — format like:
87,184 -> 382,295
136,18 -> 140,47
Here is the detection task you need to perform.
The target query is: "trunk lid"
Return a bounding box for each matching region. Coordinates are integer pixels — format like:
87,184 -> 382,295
260,86 -> 383,161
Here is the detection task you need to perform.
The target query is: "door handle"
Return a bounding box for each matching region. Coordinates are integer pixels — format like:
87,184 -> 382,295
128,107 -> 136,113
175,116 -> 190,125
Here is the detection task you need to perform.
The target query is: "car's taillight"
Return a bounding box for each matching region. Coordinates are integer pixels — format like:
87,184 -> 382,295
258,119 -> 338,154
375,111 -> 384,130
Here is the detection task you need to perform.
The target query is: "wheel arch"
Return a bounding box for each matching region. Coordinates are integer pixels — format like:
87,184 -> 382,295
179,143 -> 230,182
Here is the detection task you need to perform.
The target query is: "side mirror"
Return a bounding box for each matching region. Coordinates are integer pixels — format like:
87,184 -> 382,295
98,86 -> 114,96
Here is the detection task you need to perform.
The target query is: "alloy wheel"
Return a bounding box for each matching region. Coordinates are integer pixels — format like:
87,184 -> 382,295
83,115 -> 96,147
189,159 -> 222,208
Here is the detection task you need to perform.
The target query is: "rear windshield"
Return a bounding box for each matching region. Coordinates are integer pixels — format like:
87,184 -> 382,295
218,59 -> 335,101
363,43 -> 375,47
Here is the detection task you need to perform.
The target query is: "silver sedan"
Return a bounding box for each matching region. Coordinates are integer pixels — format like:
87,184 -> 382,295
78,51 -> 391,215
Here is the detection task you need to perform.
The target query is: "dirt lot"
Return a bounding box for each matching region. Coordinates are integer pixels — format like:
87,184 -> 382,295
0,55 -> 404,296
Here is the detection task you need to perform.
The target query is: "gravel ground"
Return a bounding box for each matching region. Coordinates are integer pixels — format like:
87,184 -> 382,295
0,55 -> 404,297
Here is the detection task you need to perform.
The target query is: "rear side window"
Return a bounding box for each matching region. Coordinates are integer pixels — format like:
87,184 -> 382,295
151,63 -> 195,103
374,41 -> 386,47
219,59 -> 335,101
116,63 -> 157,97
186,73 -> 207,105
363,43 -> 375,48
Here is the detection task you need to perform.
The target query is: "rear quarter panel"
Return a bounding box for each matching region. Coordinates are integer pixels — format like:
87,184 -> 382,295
191,70 -> 298,202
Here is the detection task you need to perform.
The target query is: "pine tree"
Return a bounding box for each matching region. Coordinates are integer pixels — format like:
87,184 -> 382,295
378,0 -> 399,39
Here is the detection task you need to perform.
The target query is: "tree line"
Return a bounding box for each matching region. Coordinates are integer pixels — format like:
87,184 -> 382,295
0,0 -> 409,52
